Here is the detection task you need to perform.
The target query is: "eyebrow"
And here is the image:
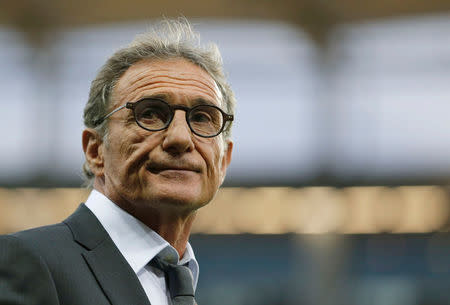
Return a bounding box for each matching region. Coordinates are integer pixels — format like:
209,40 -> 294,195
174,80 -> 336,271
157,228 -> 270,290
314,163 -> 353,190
139,93 -> 218,107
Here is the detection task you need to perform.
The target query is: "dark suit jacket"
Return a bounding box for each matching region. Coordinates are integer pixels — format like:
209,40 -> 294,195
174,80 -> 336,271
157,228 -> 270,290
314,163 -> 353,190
0,204 -> 152,305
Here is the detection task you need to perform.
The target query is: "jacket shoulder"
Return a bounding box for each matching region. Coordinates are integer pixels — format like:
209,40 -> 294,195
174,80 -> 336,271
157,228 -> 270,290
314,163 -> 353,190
10,222 -> 74,252
12,222 -> 71,243
0,234 -> 60,304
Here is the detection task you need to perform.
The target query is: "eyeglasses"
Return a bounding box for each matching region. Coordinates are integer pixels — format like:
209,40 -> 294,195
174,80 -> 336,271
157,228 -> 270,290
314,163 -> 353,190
95,98 -> 234,138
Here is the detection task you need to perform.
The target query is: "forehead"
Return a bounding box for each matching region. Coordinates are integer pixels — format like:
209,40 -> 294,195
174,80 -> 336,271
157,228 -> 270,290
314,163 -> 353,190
113,58 -> 222,107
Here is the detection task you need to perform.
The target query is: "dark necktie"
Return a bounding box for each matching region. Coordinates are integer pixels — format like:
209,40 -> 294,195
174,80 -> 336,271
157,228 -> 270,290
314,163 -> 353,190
150,256 -> 196,305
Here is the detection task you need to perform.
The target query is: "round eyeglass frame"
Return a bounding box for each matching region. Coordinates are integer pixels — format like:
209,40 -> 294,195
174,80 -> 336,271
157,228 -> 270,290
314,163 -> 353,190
94,98 -> 234,138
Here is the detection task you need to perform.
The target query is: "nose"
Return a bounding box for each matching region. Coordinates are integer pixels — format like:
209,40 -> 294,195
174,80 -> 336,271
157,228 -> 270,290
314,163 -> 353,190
162,110 -> 194,155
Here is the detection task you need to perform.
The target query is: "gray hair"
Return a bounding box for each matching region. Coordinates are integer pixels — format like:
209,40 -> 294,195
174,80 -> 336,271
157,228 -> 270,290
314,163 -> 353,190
82,18 -> 236,187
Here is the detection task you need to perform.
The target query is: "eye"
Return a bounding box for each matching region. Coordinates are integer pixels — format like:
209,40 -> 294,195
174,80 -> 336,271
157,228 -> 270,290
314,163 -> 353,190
188,105 -> 224,136
135,100 -> 171,128
141,107 -> 164,119
190,111 -> 212,123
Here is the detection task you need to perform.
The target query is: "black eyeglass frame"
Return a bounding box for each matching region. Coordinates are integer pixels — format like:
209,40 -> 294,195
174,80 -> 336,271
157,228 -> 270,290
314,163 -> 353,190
94,98 -> 234,138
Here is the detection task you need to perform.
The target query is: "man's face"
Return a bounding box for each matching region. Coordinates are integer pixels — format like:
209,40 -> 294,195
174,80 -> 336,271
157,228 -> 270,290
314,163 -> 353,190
89,58 -> 232,213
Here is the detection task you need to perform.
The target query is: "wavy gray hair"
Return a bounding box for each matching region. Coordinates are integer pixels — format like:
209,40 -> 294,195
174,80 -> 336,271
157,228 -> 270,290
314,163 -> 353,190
82,18 -> 235,187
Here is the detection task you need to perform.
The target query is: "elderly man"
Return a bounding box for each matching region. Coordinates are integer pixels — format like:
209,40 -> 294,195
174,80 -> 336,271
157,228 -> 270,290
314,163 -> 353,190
0,19 -> 234,305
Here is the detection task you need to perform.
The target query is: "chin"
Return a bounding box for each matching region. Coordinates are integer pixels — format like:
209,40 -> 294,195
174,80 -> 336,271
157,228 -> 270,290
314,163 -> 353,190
145,185 -> 209,210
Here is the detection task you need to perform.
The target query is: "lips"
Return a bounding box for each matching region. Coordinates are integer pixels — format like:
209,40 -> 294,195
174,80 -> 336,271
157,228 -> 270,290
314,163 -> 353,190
146,162 -> 201,174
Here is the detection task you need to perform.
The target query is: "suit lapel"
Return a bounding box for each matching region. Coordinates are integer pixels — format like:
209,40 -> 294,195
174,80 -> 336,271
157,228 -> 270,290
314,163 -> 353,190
64,204 -> 151,305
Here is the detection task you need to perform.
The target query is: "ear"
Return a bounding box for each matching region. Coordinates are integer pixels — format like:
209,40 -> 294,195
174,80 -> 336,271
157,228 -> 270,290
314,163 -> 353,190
219,140 -> 233,185
82,128 -> 104,177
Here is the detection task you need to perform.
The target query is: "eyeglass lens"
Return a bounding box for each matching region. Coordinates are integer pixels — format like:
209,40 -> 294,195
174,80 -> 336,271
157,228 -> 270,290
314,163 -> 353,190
134,99 -> 224,137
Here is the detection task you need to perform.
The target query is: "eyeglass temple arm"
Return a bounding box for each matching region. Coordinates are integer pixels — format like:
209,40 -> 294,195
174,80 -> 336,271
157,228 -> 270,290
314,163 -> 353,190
93,105 -> 127,126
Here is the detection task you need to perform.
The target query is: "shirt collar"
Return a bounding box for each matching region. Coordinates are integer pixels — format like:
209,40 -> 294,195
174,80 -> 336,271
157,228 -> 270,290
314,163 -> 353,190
85,189 -> 199,288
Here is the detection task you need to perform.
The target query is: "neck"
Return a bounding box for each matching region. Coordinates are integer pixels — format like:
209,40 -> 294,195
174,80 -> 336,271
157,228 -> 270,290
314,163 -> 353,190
94,180 -> 198,258
137,207 -> 197,258
117,199 -> 197,258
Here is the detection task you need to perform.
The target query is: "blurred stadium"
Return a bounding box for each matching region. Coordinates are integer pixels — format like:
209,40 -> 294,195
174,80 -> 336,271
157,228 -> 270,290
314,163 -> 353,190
1,1 -> 450,304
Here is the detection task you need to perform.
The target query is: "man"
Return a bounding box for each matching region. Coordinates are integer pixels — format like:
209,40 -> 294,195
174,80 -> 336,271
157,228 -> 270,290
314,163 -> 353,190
0,19 -> 234,305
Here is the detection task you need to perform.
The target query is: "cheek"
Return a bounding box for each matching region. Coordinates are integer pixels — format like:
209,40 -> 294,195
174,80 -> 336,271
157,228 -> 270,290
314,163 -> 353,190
212,138 -> 226,170
105,129 -> 150,175
197,140 -> 224,181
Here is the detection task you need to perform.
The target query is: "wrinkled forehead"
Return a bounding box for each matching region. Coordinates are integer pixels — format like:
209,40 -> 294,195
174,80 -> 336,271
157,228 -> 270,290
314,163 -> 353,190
112,58 -> 223,108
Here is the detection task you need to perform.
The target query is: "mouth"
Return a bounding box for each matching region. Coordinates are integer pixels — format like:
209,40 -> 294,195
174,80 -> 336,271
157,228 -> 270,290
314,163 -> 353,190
146,163 -> 201,174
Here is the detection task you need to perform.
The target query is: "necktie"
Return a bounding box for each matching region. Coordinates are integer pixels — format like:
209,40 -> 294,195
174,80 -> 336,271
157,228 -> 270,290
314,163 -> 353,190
151,256 -> 196,305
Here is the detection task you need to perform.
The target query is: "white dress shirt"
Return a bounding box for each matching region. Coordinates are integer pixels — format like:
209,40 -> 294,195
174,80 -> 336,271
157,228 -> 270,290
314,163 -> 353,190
85,190 -> 199,305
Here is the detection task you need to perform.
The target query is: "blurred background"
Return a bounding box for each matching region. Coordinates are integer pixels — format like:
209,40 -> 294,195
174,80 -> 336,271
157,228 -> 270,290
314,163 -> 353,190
1,1 -> 450,304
